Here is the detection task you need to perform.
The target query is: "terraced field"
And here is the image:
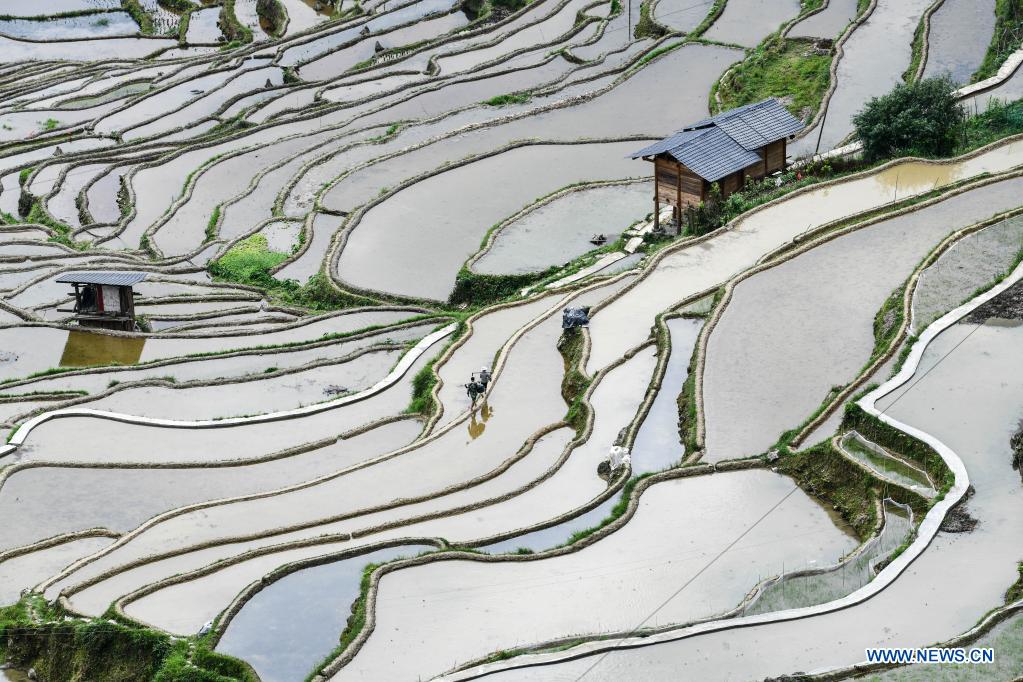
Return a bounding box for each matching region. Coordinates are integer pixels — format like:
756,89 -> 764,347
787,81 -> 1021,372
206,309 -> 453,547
1,0 -> 1022,680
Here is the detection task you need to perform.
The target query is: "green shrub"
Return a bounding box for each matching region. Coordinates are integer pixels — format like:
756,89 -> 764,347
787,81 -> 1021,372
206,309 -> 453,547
483,91 -> 531,106
448,268 -> 548,308
209,234 -> 288,283
960,96 -> 1023,151
852,76 -> 965,161
973,0 -> 1023,82
256,0 -> 286,35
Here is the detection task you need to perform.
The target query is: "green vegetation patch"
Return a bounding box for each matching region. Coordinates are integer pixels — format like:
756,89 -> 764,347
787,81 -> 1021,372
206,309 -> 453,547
448,267 -> 551,308
558,327 -> 590,432
633,0 -> 667,39
1006,561 -> 1023,604
853,75 -> 965,161
220,0 -> 254,44
209,234 -> 288,283
714,36 -> 831,121
158,0 -> 197,10
973,0 -> 1023,82
255,0 -> 288,36
776,441 -> 928,541
0,596 -> 255,682
121,0 -> 154,34
842,402 -> 954,492
483,91 -> 531,106
960,96 -> 1023,152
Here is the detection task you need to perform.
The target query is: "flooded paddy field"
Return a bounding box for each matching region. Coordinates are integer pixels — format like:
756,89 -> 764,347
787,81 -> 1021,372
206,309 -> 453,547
922,0 -> 996,84
788,0 -> 858,39
703,175 -> 1023,462
791,0 -> 934,156
0,0 -> 1021,678
336,470 -> 857,681
471,291 -> 1023,681
472,181 -> 649,275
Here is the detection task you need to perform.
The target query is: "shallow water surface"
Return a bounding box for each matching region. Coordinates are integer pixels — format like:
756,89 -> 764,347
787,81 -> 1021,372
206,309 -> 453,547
788,0 -> 858,38
703,0 -> 800,47
630,317 -> 702,472
473,182 -> 650,275
922,0 -> 996,84
216,544 -> 434,682
790,0 -> 934,155
59,330 -> 146,367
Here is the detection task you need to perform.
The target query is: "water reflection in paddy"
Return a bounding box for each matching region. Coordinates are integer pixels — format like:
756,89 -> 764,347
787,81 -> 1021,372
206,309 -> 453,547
630,317 -> 702,473
0,13 -> 140,40
787,0 -> 858,38
838,431 -> 935,495
742,500 -> 912,615
922,0 -> 996,84
215,544 -> 433,682
703,0 -> 801,47
500,318 -> 1023,680
59,330 -> 145,367
790,0 -> 933,155
473,182 -> 649,275
338,141 -> 642,300
337,469 -> 859,681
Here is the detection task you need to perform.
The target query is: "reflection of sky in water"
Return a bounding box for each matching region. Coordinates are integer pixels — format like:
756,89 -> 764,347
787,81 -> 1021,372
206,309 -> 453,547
630,317 -> 702,473
216,544 -> 432,682
480,496 -> 617,554
484,318 -> 703,555
59,330 -> 145,367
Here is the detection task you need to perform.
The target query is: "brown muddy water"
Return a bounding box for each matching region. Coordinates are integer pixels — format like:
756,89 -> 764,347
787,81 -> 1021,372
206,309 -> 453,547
585,140 -> 1023,373
59,330 -> 146,367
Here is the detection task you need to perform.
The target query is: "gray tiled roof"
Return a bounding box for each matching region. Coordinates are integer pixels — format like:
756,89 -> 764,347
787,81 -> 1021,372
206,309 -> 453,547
671,127 -> 762,183
56,271 -> 148,286
629,98 -> 804,181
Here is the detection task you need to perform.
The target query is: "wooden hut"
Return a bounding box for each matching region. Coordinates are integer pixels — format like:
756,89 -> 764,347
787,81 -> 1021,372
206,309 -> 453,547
629,99 -> 804,229
56,271 -> 146,331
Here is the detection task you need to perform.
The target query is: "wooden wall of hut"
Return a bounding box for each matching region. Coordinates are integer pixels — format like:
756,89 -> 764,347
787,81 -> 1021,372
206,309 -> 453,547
654,157 -> 704,207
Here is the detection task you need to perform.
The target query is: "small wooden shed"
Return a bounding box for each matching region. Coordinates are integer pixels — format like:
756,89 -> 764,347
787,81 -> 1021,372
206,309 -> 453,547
56,271 -> 146,331
629,99 -> 804,228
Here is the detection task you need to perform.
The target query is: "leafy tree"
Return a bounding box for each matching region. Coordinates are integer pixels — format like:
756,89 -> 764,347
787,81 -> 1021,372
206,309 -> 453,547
852,76 -> 965,161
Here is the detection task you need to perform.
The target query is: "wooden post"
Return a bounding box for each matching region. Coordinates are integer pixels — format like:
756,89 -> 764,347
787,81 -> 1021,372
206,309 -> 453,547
653,192 -> 659,232
675,167 -> 683,228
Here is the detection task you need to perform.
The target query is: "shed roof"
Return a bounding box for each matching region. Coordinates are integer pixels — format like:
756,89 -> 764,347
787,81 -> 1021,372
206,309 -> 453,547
629,98 -> 804,181
56,271 -> 148,286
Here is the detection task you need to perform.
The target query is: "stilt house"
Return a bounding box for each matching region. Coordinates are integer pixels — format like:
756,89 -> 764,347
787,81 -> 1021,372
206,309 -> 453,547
629,98 -> 804,228
56,271 -> 146,331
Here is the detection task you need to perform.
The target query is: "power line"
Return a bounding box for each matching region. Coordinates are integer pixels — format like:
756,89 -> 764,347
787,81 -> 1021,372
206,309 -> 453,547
574,485 -> 801,680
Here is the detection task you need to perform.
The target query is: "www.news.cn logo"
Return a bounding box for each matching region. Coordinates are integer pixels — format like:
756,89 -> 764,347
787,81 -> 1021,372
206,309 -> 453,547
865,648 -> 995,664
